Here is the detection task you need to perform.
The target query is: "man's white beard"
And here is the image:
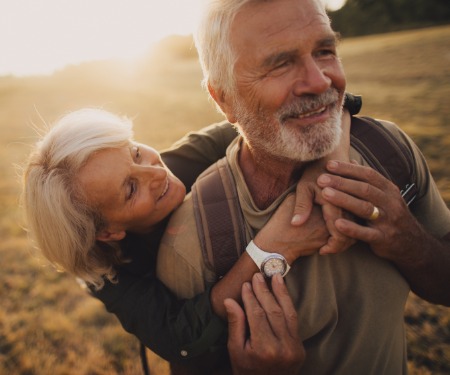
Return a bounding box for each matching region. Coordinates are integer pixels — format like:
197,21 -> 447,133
234,88 -> 344,163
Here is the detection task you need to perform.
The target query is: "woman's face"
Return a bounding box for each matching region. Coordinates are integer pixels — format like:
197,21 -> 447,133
77,142 -> 186,240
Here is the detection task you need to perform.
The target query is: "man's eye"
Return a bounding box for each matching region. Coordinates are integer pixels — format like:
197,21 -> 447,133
275,60 -> 289,69
274,57 -> 296,71
316,49 -> 336,58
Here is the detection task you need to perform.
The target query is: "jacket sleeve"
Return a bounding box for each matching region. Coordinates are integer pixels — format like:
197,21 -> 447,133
88,123 -> 238,361
90,272 -> 227,362
161,121 -> 238,191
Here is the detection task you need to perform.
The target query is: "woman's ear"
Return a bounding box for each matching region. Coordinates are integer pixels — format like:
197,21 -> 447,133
207,82 -> 237,124
96,229 -> 126,242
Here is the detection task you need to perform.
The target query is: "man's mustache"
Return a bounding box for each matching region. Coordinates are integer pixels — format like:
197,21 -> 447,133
277,89 -> 340,124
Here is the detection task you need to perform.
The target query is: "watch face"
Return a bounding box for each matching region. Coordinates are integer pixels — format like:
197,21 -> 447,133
261,255 -> 287,278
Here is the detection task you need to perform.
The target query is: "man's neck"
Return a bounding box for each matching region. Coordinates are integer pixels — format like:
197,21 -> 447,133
239,142 -> 306,210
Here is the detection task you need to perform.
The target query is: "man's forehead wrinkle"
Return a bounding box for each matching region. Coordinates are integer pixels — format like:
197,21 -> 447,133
257,19 -> 333,67
261,10 -> 329,39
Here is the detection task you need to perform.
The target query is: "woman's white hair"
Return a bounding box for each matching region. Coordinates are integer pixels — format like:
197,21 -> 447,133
22,108 -> 133,289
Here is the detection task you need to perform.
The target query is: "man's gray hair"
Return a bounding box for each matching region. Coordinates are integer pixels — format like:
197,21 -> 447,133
194,0 -> 255,99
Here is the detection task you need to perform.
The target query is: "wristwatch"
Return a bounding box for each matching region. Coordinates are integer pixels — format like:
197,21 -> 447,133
246,240 -> 290,278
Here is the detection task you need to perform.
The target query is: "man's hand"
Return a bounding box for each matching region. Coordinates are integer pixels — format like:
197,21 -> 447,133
317,159 -> 450,306
224,273 -> 305,375
317,160 -> 421,262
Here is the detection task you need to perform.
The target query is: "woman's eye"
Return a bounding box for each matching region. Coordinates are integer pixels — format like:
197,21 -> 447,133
131,145 -> 141,161
135,146 -> 141,159
127,180 -> 137,200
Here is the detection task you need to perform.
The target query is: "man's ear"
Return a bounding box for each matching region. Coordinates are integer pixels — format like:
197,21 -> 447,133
207,82 -> 237,124
96,229 -> 126,242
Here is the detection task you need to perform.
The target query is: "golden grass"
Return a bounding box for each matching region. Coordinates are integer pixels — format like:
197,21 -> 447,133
1,25 -> 449,374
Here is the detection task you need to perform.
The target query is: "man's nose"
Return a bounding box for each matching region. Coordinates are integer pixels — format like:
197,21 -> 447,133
292,56 -> 331,96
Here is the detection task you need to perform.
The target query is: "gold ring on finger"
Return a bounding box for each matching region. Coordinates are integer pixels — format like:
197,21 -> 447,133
369,206 -> 380,221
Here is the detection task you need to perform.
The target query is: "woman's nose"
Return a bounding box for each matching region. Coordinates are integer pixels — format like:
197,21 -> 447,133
139,165 -> 168,189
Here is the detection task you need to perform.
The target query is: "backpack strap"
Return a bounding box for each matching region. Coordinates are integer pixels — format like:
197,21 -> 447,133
350,116 -> 418,205
192,157 -> 247,277
192,116 -> 419,277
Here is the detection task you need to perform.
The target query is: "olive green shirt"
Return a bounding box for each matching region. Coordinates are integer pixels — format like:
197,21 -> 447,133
157,120 -> 450,374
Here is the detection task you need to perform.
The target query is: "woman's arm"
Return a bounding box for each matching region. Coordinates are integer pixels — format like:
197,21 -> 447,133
91,270 -> 227,361
161,121 -> 238,192
91,94 -> 360,360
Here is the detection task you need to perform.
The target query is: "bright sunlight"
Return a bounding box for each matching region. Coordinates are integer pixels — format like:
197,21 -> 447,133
0,0 -> 346,77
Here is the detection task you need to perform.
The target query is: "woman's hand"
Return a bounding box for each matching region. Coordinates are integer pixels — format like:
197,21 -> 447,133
290,109 -> 355,255
254,194 -> 329,264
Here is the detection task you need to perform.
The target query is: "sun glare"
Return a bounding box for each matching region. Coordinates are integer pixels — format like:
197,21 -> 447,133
1,0 -> 346,77
325,0 -> 347,11
0,0 -> 202,76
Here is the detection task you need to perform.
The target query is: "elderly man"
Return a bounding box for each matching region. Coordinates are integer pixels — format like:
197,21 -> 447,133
156,0 -> 450,373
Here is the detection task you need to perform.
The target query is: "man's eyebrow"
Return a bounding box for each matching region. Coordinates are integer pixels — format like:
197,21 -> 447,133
316,33 -> 340,48
261,33 -> 340,69
261,50 -> 297,69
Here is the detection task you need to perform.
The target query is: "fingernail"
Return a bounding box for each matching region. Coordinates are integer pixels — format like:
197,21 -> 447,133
291,214 -> 304,225
318,174 -> 331,184
255,273 -> 265,283
274,274 -> 284,284
323,187 -> 335,198
328,161 -> 338,170
244,282 -> 252,290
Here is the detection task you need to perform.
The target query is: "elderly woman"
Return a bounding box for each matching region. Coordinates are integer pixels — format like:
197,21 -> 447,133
22,107 -> 351,369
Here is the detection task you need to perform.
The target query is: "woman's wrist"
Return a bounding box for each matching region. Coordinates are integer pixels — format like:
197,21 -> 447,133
252,238 -> 296,265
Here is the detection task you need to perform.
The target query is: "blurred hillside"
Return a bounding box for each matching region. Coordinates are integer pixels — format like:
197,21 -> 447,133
1,25 -> 449,374
329,0 -> 450,36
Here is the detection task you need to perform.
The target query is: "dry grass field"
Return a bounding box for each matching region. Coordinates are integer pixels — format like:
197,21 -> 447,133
1,25 -> 449,374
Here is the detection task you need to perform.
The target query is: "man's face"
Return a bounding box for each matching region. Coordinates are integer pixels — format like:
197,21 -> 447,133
224,0 -> 346,162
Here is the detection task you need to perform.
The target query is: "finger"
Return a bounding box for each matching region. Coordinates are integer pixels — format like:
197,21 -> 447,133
319,204 -> 351,254
241,277 -> 274,342
224,297 -> 247,353
326,160 -> 391,191
250,273 -> 287,338
291,183 -> 315,226
318,173 -> 385,206
334,218 -> 384,243
321,187 -> 383,221
270,274 -> 300,340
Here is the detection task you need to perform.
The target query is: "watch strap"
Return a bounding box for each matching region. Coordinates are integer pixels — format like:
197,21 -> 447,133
246,240 -> 290,277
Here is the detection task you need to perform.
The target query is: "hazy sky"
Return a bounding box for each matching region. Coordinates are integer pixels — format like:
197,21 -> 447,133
0,0 -> 346,77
